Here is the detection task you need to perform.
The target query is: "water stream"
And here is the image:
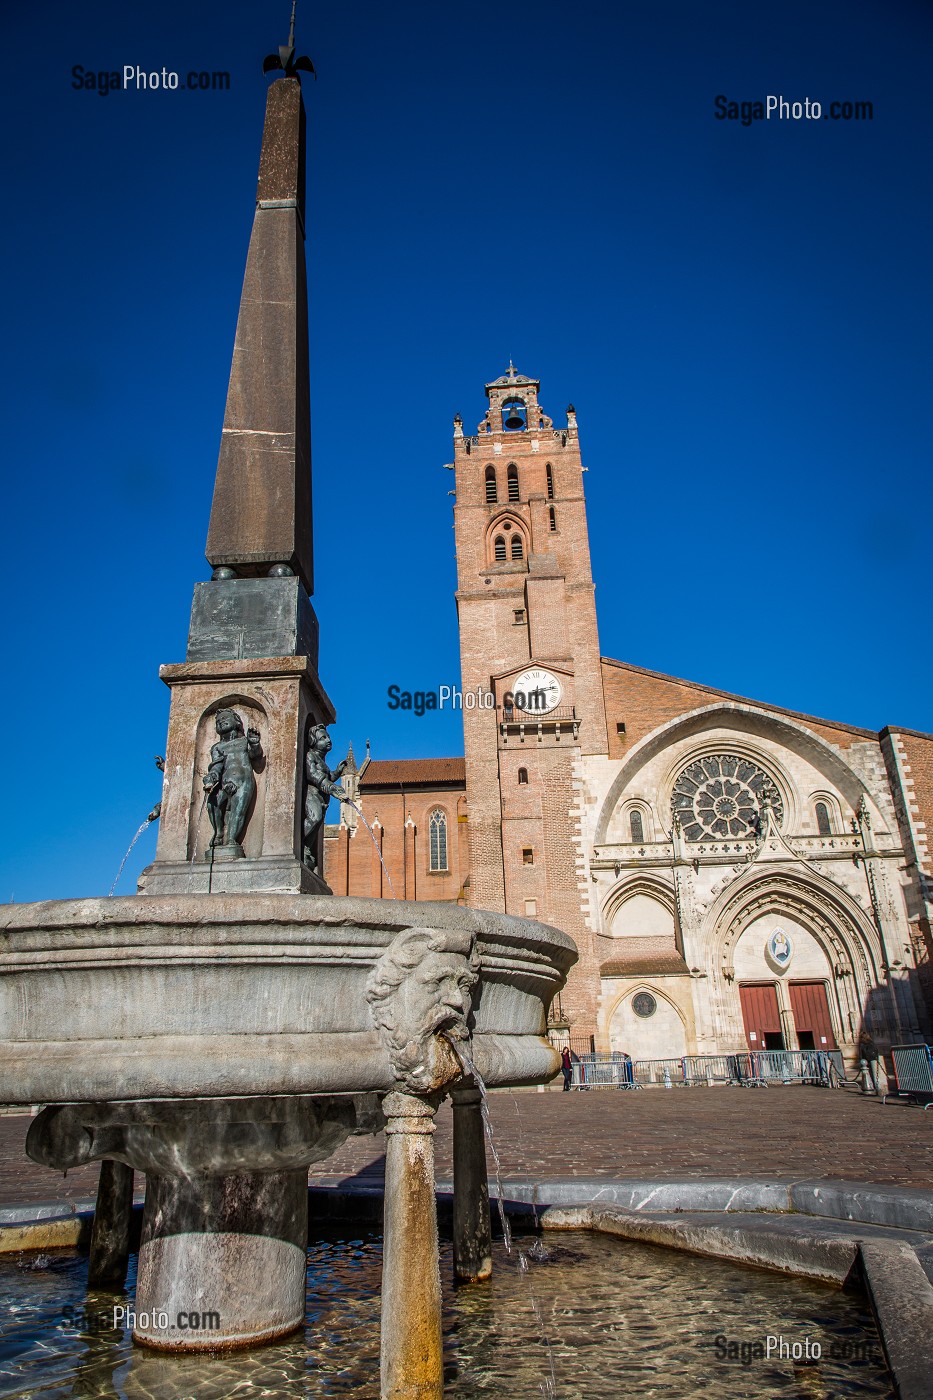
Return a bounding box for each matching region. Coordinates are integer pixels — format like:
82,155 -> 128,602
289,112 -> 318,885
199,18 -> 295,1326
446,1038 -> 557,1397
343,798 -> 398,897
108,819 -> 154,897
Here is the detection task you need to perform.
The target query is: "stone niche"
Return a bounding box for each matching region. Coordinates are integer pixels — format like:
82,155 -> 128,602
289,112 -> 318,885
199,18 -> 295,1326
139,655 -> 335,896
187,695 -> 268,861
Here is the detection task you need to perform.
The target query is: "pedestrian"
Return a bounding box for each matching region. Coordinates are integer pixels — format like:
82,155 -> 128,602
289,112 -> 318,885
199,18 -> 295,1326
561,1046 -> 573,1091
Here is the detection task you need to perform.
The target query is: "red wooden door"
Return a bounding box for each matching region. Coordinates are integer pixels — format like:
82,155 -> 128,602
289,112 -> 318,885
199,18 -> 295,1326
739,983 -> 782,1051
789,981 -> 837,1049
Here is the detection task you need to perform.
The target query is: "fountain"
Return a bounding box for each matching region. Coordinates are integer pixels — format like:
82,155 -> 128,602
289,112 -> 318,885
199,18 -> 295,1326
0,17 -> 576,1396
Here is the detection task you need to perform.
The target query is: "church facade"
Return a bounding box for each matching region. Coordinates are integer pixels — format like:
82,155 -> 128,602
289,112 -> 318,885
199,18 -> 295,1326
325,367 -> 933,1065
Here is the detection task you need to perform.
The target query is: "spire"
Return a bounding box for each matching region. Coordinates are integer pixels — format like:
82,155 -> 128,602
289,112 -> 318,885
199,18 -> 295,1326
205,62 -> 314,592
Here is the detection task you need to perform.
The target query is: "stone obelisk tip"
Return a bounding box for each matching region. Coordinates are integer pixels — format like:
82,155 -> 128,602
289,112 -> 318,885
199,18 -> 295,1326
204,75 -> 313,596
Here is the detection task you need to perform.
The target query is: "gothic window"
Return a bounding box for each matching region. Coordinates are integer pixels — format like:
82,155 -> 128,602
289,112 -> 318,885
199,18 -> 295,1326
485,466 -> 497,503
815,801 -> 832,837
429,809 -> 448,872
671,753 -> 784,841
549,507 -> 557,531
507,465 -> 520,501
546,464 -> 554,499
629,810 -> 644,843
494,535 -> 507,561
510,534 -> 524,560
518,767 -> 529,785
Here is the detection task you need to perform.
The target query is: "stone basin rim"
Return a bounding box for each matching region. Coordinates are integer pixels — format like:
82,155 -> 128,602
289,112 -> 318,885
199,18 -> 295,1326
0,893 -> 576,963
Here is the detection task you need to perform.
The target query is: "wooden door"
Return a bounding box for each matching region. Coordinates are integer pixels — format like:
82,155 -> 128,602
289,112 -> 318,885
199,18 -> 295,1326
739,983 -> 782,1051
789,981 -> 837,1049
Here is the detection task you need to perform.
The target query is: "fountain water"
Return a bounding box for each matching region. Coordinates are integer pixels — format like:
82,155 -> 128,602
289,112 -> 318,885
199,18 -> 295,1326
108,808 -> 160,897
343,797 -> 398,897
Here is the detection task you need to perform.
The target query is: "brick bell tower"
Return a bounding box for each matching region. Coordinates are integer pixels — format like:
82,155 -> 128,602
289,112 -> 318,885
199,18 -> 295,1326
452,366 -> 607,1032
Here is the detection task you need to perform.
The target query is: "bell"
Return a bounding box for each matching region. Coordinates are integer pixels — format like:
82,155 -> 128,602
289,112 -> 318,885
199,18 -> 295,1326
503,402 -> 524,430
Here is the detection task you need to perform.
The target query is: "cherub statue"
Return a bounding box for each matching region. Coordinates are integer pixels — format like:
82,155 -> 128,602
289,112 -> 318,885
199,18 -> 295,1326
203,708 -> 263,857
303,723 -> 348,871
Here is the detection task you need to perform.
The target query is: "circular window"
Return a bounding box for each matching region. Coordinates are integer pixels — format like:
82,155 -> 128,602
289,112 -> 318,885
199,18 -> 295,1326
671,753 -> 783,841
632,992 -> 657,1019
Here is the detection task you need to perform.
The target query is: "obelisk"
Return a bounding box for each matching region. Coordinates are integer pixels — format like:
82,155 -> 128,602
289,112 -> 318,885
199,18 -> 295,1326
140,47 -> 334,897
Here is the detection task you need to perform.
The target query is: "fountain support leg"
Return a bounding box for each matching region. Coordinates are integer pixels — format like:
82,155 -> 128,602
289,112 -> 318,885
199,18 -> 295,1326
135,1167 -> 308,1351
88,1160 -> 134,1289
381,1090 -> 444,1400
451,1085 -> 492,1281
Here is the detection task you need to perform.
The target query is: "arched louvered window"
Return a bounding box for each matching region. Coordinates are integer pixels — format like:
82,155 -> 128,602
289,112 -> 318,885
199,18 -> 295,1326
494,535 -> 507,562
511,534 -> 523,560
546,464 -> 554,500
485,466 -> 497,503
815,802 -> 832,837
518,767 -> 528,785
630,810 -> 645,843
549,507 -> 557,531
507,465 -> 520,502
429,809 -> 448,872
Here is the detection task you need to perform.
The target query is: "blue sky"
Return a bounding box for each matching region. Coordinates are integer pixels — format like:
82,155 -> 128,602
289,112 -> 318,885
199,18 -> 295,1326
1,1 -> 930,901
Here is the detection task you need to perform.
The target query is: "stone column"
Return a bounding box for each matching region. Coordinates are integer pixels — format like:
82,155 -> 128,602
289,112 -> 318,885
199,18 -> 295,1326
381,1091 -> 443,1400
135,1168 -> 308,1351
88,1160 -> 134,1289
451,1085 -> 492,1281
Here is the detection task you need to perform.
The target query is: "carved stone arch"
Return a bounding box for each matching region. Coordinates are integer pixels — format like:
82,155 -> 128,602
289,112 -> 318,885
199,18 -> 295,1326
619,797 -> 653,844
190,693 -> 269,860
484,510 -> 529,566
604,981 -> 688,1033
602,872 -> 677,934
594,702 -> 882,846
809,789 -> 843,835
706,866 -> 883,990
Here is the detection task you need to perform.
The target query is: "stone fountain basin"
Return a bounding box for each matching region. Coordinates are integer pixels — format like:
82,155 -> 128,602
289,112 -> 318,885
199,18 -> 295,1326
0,894 -> 576,1103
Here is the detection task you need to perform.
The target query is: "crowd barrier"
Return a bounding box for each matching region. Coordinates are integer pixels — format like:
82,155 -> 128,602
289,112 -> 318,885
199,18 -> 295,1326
568,1049 -> 843,1090
886,1044 -> 933,1107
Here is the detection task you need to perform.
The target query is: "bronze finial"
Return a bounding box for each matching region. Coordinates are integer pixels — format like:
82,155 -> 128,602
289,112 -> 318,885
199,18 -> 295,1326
263,0 -> 316,78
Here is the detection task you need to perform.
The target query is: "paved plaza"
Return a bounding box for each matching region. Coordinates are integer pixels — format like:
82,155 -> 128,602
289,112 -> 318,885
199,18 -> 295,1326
2,1085 -> 931,1214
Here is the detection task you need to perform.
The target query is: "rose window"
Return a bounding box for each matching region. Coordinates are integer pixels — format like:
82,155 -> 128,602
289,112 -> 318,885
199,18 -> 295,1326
671,754 -> 782,841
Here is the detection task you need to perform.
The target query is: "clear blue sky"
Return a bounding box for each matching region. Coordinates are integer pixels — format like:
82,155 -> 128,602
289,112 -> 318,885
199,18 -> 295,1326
1,1 -> 930,901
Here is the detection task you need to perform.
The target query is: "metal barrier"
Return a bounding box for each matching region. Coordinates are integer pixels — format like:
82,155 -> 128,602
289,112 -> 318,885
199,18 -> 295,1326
567,1050 -> 843,1090
632,1058 -> 687,1087
886,1044 -> 933,1107
571,1055 -> 641,1090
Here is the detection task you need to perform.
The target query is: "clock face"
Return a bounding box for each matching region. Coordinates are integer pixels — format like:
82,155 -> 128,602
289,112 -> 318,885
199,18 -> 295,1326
512,668 -> 563,715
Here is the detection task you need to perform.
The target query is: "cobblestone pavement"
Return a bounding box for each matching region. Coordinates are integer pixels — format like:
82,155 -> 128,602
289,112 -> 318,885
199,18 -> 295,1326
2,1085 -> 931,1211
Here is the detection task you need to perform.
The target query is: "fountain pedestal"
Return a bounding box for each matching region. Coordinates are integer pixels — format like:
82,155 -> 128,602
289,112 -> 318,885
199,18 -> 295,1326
136,1168 -> 309,1349
452,1085 -> 492,1281
381,1091 -> 444,1400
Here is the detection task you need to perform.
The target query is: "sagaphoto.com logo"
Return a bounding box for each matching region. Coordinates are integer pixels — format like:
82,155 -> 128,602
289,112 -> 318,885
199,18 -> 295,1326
71,64 -> 231,95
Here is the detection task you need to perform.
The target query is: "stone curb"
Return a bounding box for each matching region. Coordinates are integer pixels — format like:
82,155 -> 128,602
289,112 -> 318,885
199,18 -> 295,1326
859,1239 -> 933,1400
437,1176 -> 933,1234
536,1205 -> 863,1284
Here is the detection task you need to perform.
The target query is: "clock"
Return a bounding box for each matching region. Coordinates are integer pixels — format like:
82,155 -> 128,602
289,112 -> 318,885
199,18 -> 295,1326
511,668 -> 563,715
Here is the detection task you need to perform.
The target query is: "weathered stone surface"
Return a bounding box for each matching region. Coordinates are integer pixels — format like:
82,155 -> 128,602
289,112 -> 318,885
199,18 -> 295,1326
0,895 -> 574,1103
381,1092 -> 444,1399
135,1168 -> 308,1351
142,655 -> 335,883
187,577 -> 319,664
860,1239 -> 933,1400
87,1159 -> 134,1288
452,1086 -> 492,1280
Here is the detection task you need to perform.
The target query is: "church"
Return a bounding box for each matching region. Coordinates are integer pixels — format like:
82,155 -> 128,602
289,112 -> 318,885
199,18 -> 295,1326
325,365 -> 933,1067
